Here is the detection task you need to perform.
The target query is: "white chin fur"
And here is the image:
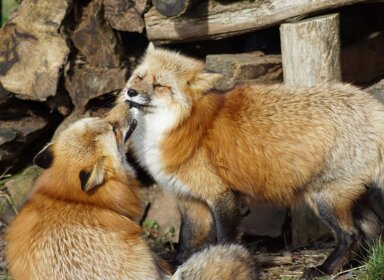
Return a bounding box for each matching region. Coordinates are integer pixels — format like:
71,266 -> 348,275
129,107 -> 191,195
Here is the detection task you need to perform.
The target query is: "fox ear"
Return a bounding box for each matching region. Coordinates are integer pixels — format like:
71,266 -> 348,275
146,42 -> 156,53
80,158 -> 105,192
192,72 -> 223,93
33,143 -> 54,169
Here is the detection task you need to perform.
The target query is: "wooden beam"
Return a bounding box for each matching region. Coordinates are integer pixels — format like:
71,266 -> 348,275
144,0 -> 367,44
280,14 -> 341,244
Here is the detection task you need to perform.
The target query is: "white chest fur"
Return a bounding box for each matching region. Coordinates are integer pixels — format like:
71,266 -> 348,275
130,108 -> 190,195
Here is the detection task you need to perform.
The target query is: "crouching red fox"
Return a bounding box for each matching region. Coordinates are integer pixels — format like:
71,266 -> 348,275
5,104 -> 256,280
121,43 -> 384,278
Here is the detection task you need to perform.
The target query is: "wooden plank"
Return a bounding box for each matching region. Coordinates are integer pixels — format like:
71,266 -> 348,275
144,0 -> 367,44
280,14 -> 341,244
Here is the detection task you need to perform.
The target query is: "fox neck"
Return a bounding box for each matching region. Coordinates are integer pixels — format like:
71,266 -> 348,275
33,169 -> 142,219
130,92 -> 223,175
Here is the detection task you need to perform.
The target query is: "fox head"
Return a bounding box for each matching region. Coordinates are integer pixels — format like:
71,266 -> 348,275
32,103 -> 141,217
121,44 -> 222,124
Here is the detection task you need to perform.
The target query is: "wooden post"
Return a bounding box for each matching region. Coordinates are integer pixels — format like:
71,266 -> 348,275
280,13 -> 341,86
280,14 -> 341,245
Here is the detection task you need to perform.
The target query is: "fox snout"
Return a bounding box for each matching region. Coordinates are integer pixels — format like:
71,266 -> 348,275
124,86 -> 153,111
126,88 -> 139,97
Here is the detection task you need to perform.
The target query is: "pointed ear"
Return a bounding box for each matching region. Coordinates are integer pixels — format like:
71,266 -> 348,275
80,158 -> 106,192
33,143 -> 54,169
146,42 -> 156,54
192,72 -> 223,92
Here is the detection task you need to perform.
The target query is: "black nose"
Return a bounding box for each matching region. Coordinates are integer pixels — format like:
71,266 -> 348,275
127,88 -> 138,97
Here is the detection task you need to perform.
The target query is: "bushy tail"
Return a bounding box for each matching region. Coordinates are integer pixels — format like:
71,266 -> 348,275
170,244 -> 257,280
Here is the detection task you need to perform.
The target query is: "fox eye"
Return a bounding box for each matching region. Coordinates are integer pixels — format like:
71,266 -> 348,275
154,83 -> 171,95
134,75 -> 143,82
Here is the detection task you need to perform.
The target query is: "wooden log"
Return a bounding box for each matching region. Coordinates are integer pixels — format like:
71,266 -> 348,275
280,13 -> 342,86
152,0 -> 200,17
144,0 -> 366,44
0,0 -> 70,101
205,52 -> 283,91
104,0 -> 147,33
64,59 -> 128,112
0,106 -> 49,170
72,0 -> 124,68
280,14 -> 340,245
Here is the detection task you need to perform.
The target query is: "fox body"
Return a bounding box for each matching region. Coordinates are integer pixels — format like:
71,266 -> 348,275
122,44 -> 384,277
5,105 -> 168,280
5,104 -> 255,280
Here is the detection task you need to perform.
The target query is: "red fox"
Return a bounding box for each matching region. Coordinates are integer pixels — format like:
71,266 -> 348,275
121,43 -> 384,278
5,104 -> 255,280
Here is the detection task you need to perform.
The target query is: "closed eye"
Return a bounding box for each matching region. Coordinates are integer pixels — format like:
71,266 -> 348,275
154,83 -> 172,93
131,75 -> 143,84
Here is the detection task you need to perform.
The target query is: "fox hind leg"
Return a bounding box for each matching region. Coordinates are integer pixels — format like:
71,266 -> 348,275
302,186 -> 362,278
175,197 -> 216,264
207,190 -> 241,244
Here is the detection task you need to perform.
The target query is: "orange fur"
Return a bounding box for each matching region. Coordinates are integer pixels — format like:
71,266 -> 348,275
122,45 -> 384,276
5,106 -> 168,280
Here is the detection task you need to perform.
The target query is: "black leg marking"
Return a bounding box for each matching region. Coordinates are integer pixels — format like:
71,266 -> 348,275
209,190 -> 240,243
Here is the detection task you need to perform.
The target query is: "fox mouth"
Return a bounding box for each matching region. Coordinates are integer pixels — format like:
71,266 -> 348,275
125,100 -> 151,111
124,119 -> 137,143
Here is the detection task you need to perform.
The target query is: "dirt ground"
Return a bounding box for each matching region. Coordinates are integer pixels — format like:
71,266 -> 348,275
254,248 -> 358,280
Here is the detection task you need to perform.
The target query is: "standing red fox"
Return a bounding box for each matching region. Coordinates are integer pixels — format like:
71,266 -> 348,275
5,104 -> 256,280
121,44 -> 384,278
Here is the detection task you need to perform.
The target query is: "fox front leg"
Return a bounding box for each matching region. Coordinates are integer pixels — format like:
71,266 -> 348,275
207,190 -> 240,243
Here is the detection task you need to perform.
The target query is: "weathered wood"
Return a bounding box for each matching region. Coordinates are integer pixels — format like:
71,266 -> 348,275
280,14 -> 341,86
144,0 -> 366,44
64,59 -> 128,112
280,14 -> 340,245
0,0 -> 70,101
0,119 -> 46,165
205,52 -> 283,91
72,0 -> 124,68
104,0 -> 147,33
153,0 -> 200,17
